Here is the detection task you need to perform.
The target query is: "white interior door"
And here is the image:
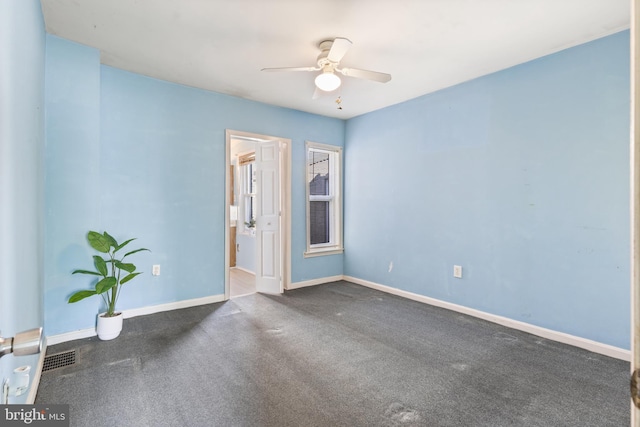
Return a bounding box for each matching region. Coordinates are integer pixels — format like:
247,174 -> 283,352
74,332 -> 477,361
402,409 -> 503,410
255,140 -> 282,294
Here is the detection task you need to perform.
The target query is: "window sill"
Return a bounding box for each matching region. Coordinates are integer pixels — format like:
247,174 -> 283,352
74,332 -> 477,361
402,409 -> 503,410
303,247 -> 344,258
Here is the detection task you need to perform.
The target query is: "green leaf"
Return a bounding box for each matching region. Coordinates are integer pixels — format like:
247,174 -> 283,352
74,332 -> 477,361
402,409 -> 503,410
95,276 -> 117,294
68,290 -> 97,303
103,231 -> 118,249
123,248 -> 150,258
88,231 -> 110,253
115,261 -> 136,273
72,269 -> 101,276
114,238 -> 136,253
93,256 -> 108,276
120,272 -> 141,284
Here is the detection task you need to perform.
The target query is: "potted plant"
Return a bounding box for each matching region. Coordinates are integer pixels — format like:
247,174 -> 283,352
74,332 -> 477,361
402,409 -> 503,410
68,231 -> 149,340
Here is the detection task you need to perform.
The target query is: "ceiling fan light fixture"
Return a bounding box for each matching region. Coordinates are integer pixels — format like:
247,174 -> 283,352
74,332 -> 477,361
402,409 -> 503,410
315,71 -> 341,92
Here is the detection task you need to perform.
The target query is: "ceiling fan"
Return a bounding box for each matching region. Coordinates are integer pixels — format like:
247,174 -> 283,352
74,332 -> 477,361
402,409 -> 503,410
261,37 -> 391,98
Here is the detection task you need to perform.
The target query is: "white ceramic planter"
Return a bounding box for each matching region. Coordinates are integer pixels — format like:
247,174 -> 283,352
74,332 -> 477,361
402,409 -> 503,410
96,312 -> 123,340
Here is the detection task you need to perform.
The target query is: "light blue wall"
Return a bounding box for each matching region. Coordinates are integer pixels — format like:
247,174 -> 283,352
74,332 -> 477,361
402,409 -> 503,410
44,35 -> 101,336
344,31 -> 630,349
41,28 -> 632,349
99,66 -> 345,306
0,0 -> 45,393
43,40 -> 345,335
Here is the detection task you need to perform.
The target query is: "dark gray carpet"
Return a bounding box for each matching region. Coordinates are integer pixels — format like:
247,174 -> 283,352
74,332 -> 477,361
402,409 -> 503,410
36,281 -> 629,426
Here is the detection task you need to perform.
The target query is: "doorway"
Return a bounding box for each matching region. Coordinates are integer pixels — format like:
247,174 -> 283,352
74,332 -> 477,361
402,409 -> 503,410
225,130 -> 291,300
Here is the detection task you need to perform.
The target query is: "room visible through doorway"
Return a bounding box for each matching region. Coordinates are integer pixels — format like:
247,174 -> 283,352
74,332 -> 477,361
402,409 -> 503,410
225,130 -> 291,300
230,268 -> 256,298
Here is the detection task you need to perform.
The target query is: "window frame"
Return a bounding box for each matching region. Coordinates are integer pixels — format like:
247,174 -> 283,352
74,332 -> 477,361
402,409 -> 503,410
239,151 -> 256,236
304,141 -> 344,258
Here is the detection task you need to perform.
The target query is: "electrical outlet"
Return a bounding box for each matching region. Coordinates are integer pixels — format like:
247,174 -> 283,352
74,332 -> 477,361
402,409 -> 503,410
453,265 -> 463,279
152,265 -> 160,276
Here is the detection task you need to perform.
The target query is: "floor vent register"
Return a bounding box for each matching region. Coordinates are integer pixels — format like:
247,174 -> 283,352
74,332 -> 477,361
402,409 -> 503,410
43,350 -> 76,372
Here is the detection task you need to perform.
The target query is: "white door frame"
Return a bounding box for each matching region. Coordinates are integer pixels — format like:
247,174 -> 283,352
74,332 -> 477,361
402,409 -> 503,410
632,0 -> 640,424
224,129 -> 291,299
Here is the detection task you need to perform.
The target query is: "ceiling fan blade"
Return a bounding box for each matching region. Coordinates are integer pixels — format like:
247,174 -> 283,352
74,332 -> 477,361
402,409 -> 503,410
338,67 -> 391,83
327,37 -> 352,63
261,66 -> 318,72
312,87 -> 335,100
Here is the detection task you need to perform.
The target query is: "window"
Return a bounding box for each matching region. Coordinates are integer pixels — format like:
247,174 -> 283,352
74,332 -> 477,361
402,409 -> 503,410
305,141 -> 343,257
239,152 -> 256,233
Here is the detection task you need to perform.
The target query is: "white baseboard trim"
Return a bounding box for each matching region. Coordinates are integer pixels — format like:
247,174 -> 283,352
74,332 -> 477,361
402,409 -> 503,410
47,277 -> 629,361
122,294 -> 225,319
26,338 -> 47,404
231,266 -> 255,275
287,275 -> 344,290
344,275 -> 630,361
46,294 -> 225,345
46,327 -> 97,346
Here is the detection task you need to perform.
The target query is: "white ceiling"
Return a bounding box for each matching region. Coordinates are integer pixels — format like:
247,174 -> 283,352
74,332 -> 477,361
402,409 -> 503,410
40,0 -> 629,119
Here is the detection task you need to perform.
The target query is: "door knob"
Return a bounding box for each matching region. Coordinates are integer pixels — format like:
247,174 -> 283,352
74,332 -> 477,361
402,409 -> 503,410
0,327 -> 43,359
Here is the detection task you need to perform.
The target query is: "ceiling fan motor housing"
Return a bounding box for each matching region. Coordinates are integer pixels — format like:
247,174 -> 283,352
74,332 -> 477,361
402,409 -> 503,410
261,37 -> 390,98
317,40 -> 336,68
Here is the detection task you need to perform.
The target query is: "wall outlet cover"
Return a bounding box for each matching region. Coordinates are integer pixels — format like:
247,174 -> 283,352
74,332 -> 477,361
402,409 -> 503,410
453,265 -> 463,278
